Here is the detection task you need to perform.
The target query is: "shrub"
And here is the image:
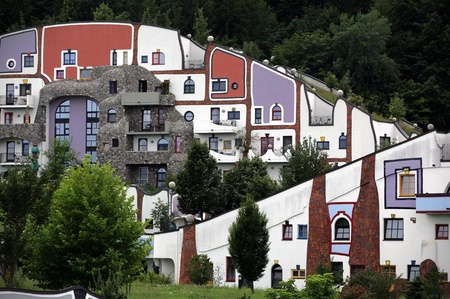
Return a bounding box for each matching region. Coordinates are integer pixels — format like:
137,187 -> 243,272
188,254 -> 213,285
137,271 -> 172,285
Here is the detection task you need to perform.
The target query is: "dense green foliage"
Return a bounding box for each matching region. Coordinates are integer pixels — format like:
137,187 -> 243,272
187,254 -> 213,285
280,137 -> 331,188
176,139 -> 222,219
0,168 -> 44,287
228,198 -> 270,293
25,158 -> 149,297
339,269 -> 394,299
1,0 -> 449,129
264,274 -> 338,299
216,157 -> 278,215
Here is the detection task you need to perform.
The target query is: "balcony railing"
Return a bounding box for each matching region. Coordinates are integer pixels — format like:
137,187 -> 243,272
0,153 -> 29,164
0,95 -> 28,106
125,121 -> 172,134
416,193 -> 450,214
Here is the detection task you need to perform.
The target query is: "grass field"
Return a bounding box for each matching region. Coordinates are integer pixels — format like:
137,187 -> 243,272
128,282 -> 265,299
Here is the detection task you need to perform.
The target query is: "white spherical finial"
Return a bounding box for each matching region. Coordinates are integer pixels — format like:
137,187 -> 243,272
207,35 -> 214,42
392,117 -> 397,122
263,59 -> 269,65
427,124 -> 434,130
337,89 -> 344,97
187,34 -> 192,38
291,68 -> 297,75
185,214 -> 195,224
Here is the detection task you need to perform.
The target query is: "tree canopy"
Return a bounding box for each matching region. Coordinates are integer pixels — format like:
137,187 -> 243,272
228,197 -> 269,293
25,158 -> 149,296
176,139 -> 222,219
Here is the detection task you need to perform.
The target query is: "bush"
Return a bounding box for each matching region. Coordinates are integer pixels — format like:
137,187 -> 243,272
339,269 -> 394,299
137,271 -> 172,285
188,254 -> 213,285
264,279 -> 300,299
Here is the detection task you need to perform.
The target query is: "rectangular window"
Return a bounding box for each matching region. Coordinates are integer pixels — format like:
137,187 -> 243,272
226,257 -> 236,282
255,108 -> 262,124
63,52 -> 76,65
141,55 -> 148,63
138,138 -> 148,152
142,109 -> 151,130
228,111 -> 240,120
282,223 -> 293,240
123,52 -> 128,65
332,262 -> 344,282
109,81 -> 117,94
381,265 -> 396,278
297,224 -> 307,239
408,265 -> 420,281
351,265 -> 365,276
24,56 -> 34,67
19,84 -> 31,96
6,84 -> 14,104
138,167 -> 148,185
400,174 -> 415,197
339,134 -> 347,149
235,138 -> 243,148
6,141 -> 15,162
223,140 -> 232,150
112,51 -> 117,65
152,52 -> 165,65
175,135 -> 182,153
80,69 -> 91,80
158,108 -> 164,126
317,141 -> 330,150
5,112 -> 13,124
211,108 -> 220,124
56,70 -> 64,79
22,140 -> 29,156
209,137 -> 218,152
102,142 -> 110,152
261,137 -> 274,155
436,224 -> 449,239
380,135 -> 391,148
384,218 -> 404,240
291,269 -> 306,279
283,136 -> 292,152
139,80 -> 148,92
112,138 -> 119,147
212,79 -> 226,91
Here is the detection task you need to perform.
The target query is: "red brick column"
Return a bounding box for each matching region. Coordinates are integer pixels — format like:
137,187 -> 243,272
349,155 -> 380,271
135,187 -> 144,222
307,175 -> 330,275
179,224 -> 197,284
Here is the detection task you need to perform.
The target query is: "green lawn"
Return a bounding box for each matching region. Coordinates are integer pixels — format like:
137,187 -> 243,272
128,282 -> 265,299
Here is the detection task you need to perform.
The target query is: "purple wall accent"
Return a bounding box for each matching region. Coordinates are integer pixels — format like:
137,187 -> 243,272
328,203 -> 354,220
384,159 -> 422,209
252,64 -> 295,123
49,97 -> 90,159
0,30 -> 37,73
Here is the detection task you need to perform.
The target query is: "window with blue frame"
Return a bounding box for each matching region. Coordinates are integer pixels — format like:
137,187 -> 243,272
339,133 -> 347,149
317,141 -> 330,150
297,225 -> 307,239
63,52 -> 76,65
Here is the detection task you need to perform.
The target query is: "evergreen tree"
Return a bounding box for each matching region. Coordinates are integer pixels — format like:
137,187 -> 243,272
228,197 -> 269,293
193,8 -> 210,45
93,2 -> 115,21
25,158 -> 149,296
176,139 -> 221,220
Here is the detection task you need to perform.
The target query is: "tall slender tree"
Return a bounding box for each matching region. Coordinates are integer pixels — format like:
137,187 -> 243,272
228,197 -> 269,293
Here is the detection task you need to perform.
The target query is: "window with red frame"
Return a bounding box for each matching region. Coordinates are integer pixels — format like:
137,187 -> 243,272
282,222 -> 293,240
272,105 -> 282,120
4,112 -> 13,124
175,135 -> 181,153
152,52 -> 165,65
436,224 -> 449,239
261,136 -> 274,155
226,257 -> 236,282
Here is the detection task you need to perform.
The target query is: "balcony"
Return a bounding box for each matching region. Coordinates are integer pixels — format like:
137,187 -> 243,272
0,153 -> 29,164
121,92 -> 161,106
125,121 -> 172,135
0,95 -> 33,107
416,193 -> 450,214
194,120 -> 237,134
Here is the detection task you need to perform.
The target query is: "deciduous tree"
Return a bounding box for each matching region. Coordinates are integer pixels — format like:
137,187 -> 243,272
25,158 -> 149,297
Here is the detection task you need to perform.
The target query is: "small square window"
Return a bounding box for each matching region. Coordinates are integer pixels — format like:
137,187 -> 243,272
212,79 -> 226,92
228,111 -> 240,120
102,142 -> 110,152
80,69 -> 91,80
112,138 -> 119,147
141,55 -> 148,63
317,141 -> 330,150
381,265 -> 396,278
384,218 -> 404,240
291,269 -> 306,279
223,140 -> 232,149
436,224 -> 449,240
24,56 -> 34,67
56,70 -> 64,79
297,225 -> 307,239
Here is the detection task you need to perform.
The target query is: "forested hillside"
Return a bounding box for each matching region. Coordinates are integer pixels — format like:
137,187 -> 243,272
1,0 -> 449,130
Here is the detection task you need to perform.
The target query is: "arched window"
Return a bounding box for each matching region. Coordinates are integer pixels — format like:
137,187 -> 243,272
272,105 -> 282,121
271,264 -> 283,289
55,100 -> 70,141
138,138 -> 147,152
157,138 -> 169,151
339,133 -> 347,149
157,168 -> 167,187
335,218 -> 350,240
184,77 -> 195,94
108,108 -> 117,123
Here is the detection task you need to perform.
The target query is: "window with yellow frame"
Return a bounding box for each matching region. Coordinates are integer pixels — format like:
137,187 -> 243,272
381,265 -> 396,278
399,173 -> 415,197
